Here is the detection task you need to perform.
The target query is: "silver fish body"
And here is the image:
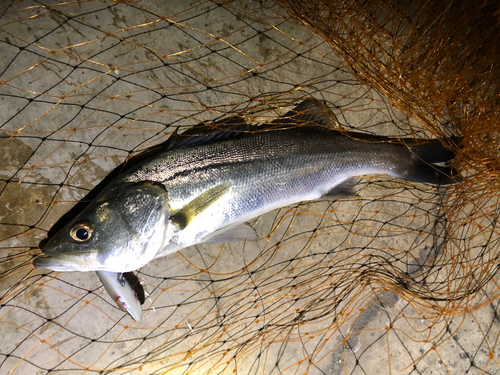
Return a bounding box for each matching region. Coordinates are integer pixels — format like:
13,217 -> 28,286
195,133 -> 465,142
34,99 -> 458,273
119,127 -> 439,260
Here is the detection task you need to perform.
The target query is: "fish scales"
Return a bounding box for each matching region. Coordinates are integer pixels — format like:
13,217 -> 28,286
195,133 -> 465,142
115,129 -> 414,258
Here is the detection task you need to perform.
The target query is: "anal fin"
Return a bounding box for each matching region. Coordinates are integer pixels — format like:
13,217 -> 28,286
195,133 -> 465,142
321,178 -> 358,200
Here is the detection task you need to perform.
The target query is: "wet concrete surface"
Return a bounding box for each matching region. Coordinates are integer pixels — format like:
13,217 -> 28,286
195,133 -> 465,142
0,1 -> 499,374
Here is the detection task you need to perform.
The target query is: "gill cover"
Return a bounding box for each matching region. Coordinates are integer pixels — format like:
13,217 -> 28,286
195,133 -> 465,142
34,182 -> 170,272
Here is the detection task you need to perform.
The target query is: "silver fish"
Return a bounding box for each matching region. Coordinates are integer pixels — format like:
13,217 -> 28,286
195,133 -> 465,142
33,99 -> 459,273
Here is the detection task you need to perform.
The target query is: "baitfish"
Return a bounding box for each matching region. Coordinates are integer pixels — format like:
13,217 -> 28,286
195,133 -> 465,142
96,271 -> 144,321
34,99 -> 459,274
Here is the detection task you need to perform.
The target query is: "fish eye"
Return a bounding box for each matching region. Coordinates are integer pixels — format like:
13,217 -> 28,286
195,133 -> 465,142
69,221 -> 94,243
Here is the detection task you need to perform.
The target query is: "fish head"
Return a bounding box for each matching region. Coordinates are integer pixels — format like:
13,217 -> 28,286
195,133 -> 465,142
34,182 -> 170,272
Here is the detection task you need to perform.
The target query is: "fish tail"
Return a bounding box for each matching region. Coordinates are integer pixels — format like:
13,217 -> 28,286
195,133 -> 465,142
409,161 -> 459,185
409,137 -> 460,163
405,140 -> 461,185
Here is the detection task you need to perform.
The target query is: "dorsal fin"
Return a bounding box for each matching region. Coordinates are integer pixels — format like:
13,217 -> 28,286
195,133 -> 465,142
163,116 -> 252,150
148,99 -> 340,150
270,98 -> 339,129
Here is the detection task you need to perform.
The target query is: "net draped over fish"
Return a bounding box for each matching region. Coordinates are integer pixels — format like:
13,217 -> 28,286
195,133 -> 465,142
1,1 -> 499,374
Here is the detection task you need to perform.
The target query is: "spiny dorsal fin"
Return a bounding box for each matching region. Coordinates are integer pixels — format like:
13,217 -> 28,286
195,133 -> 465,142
164,116 -> 252,150
171,182 -> 233,229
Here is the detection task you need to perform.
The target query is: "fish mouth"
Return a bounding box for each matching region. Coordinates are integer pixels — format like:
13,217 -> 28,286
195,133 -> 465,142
33,254 -> 99,272
33,255 -> 86,271
33,250 -> 99,272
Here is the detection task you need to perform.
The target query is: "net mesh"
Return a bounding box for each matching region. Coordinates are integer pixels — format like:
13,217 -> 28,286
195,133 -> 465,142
1,0 -> 499,374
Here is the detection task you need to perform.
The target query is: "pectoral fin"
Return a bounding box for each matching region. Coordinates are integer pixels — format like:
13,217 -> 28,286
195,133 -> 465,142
171,182 -> 233,229
201,223 -> 258,243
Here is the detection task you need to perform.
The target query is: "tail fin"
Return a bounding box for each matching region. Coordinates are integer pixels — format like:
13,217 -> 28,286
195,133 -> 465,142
406,140 -> 461,185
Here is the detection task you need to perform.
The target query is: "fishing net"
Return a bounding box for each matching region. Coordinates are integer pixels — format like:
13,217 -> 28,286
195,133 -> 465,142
1,0 -> 499,374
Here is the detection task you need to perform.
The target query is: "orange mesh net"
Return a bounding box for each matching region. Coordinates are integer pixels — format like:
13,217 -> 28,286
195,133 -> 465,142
1,0 -> 499,374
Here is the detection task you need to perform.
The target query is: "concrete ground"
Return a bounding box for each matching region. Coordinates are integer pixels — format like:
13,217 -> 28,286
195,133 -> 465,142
0,1 -> 499,374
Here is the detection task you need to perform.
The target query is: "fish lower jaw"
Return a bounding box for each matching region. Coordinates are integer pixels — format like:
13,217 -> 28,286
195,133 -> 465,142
33,256 -> 147,273
33,255 -> 96,272
33,250 -> 142,272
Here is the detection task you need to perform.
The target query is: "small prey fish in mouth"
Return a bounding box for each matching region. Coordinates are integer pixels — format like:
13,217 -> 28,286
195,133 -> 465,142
34,98 -> 460,279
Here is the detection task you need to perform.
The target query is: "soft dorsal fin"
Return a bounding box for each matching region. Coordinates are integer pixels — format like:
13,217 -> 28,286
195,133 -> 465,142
271,98 -> 339,129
